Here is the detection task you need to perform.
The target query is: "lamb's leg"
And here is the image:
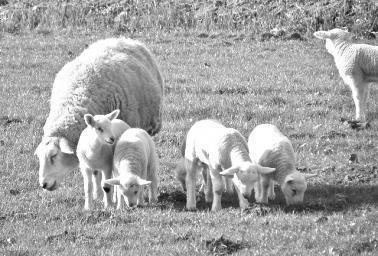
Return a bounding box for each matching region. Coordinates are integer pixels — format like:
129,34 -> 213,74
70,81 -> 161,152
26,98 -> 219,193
210,166 -> 223,212
185,159 -> 198,211
199,166 -> 207,193
345,75 -> 368,121
81,166 -> 93,210
204,168 -> 213,203
116,187 -> 123,210
101,168 -> 113,209
148,171 -> 159,204
254,178 -> 262,203
137,187 -> 146,206
267,180 -> 276,200
92,170 -> 103,200
223,177 -> 233,194
259,175 -> 270,204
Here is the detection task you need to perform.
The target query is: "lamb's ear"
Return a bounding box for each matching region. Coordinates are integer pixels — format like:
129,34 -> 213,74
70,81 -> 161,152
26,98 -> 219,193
137,177 -> 152,186
104,178 -> 121,186
59,138 -> 74,154
304,173 -> 318,179
313,30 -> 330,39
220,166 -> 239,178
106,109 -> 120,121
84,114 -> 95,127
257,165 -> 276,174
34,141 -> 44,155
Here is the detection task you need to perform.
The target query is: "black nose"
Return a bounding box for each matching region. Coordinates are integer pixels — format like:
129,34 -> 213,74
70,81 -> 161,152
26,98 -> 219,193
42,183 -> 48,189
109,137 -> 115,142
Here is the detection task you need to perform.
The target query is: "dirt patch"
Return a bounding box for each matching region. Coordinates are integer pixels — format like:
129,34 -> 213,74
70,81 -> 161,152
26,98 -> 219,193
0,116 -> 22,127
340,118 -> 370,130
205,235 -> 249,255
243,203 -> 273,216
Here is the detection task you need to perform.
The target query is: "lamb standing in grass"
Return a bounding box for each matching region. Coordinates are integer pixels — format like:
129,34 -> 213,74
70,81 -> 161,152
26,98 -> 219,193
248,124 -> 317,205
35,37 -> 163,192
104,128 -> 159,209
184,119 -> 275,211
314,28 -> 378,122
76,109 -> 130,210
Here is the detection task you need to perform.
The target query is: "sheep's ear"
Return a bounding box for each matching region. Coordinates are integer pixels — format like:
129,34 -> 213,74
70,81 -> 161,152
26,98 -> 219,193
304,173 -> 318,179
313,31 -> 330,39
220,166 -> 239,177
107,109 -> 120,121
137,177 -> 152,186
59,138 -> 74,154
34,141 -> 44,155
257,165 -> 276,174
84,114 -> 95,127
104,178 -> 121,186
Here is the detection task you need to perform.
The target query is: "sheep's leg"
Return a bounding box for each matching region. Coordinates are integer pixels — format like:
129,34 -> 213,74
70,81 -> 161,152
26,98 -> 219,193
210,166 -> 223,212
223,177 -> 233,194
345,75 -> 368,121
101,168 -> 114,209
137,187 -> 146,206
204,168 -> 213,203
92,170 -> 103,200
81,166 -> 93,210
254,178 -> 262,203
199,166 -> 207,194
267,180 -> 276,200
148,173 -> 159,204
185,159 -> 198,211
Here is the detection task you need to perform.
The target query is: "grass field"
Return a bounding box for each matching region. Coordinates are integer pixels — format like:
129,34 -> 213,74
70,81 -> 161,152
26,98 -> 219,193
0,29 -> 377,255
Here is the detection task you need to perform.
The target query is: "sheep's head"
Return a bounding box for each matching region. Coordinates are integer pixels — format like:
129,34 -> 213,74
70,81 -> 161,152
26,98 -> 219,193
84,109 -> 120,145
104,175 -> 151,207
313,28 -> 353,55
35,136 -> 78,191
220,162 -> 275,198
281,171 -> 317,205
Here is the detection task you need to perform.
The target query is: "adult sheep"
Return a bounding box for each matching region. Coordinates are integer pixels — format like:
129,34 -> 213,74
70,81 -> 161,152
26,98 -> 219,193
35,37 -> 164,191
314,28 -> 378,123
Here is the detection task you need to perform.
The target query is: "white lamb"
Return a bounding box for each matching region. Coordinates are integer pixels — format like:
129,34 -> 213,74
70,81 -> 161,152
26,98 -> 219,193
314,28 -> 378,122
76,109 -> 130,210
104,128 -> 159,209
248,124 -> 317,205
184,119 -> 275,212
35,37 -> 163,192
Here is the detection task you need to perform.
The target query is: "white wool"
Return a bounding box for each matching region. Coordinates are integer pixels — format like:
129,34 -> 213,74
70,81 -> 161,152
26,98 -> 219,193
36,37 -> 163,192
248,124 -> 316,205
184,119 -> 275,211
104,128 -> 159,209
314,28 -> 378,121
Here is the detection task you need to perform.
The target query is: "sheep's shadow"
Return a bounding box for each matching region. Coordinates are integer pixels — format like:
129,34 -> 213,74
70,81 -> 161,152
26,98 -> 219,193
157,184 -> 378,213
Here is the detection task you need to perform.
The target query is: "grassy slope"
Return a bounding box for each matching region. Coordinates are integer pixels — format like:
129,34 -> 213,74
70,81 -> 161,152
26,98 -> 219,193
0,31 -> 377,255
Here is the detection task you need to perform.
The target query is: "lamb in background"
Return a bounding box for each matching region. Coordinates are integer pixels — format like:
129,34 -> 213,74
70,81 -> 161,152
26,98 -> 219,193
76,109 -> 130,210
184,119 -> 275,211
314,28 -> 378,123
248,124 -> 317,205
35,37 -> 164,192
104,128 -> 159,209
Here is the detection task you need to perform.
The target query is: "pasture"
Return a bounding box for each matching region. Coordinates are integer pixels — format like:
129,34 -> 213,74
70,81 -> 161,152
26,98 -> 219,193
0,30 -> 377,255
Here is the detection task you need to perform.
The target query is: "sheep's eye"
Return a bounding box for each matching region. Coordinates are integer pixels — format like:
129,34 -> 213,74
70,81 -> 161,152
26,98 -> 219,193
97,127 -> 103,133
134,191 -> 138,195
292,189 -> 297,196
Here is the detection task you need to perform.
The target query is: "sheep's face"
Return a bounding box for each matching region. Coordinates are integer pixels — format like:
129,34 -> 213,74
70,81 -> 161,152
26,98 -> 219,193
281,172 -> 307,205
84,109 -> 120,145
35,137 -> 78,191
104,175 -> 151,207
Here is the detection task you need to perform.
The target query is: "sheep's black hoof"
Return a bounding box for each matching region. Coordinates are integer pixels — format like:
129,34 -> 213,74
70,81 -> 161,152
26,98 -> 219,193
103,187 -> 110,193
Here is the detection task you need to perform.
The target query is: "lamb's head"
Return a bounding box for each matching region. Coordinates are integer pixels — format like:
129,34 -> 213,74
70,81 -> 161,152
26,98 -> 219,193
35,136 -> 78,191
220,162 -> 275,198
83,109 -> 120,145
281,171 -> 317,205
313,28 -> 352,55
104,175 -> 151,207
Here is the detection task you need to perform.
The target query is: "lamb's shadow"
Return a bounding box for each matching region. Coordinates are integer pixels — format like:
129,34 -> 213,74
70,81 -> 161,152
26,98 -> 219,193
157,184 -> 378,213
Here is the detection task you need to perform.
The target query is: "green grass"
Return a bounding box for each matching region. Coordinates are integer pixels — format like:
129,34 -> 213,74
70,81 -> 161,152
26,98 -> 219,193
0,31 -> 377,255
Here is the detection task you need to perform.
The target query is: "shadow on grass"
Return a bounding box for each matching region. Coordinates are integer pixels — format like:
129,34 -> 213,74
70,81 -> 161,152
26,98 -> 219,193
158,184 -> 378,214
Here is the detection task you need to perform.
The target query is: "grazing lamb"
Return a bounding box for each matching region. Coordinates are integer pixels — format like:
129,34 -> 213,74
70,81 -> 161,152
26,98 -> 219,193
184,119 -> 275,211
248,124 -> 317,205
104,128 -> 159,209
35,37 -> 163,192
76,109 -> 130,210
314,28 -> 378,122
